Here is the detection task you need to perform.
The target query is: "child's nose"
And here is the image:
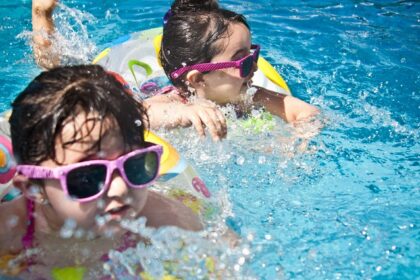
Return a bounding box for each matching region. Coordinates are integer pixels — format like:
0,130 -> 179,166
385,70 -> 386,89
106,169 -> 129,199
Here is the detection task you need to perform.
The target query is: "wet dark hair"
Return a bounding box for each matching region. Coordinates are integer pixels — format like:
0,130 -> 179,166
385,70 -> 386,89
10,65 -> 148,165
160,0 -> 249,93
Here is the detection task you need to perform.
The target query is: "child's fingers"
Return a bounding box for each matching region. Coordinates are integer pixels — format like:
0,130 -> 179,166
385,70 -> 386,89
206,107 -> 226,139
198,110 -> 222,141
199,101 -> 227,138
214,109 -> 227,138
189,113 -> 206,138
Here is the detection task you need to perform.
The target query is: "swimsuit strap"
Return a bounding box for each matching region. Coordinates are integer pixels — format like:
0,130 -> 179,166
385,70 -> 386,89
22,198 -> 35,250
100,232 -> 136,262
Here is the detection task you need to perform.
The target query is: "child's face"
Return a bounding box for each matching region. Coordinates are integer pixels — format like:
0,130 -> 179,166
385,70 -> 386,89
197,22 -> 256,105
39,110 -> 148,235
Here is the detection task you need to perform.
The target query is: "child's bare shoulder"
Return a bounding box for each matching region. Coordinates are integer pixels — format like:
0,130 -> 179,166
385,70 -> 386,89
143,191 -> 203,231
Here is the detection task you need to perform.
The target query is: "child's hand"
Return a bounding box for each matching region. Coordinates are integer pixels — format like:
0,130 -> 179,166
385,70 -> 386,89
33,0 -> 57,14
178,99 -> 227,141
32,0 -> 59,69
145,97 -> 227,141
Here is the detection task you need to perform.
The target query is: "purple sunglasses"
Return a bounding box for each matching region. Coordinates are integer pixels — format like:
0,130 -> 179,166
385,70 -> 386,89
171,44 -> 260,79
16,145 -> 163,203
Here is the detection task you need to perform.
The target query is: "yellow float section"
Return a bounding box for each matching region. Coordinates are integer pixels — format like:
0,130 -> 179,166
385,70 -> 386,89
144,130 -> 179,175
92,48 -> 110,64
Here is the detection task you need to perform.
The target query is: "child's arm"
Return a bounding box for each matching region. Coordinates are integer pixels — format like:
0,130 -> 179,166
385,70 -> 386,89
144,93 -> 227,141
253,86 -> 319,123
32,0 -> 59,69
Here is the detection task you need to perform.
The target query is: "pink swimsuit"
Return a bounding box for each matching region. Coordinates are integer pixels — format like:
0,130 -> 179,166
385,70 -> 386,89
22,199 -> 36,252
0,199 -> 36,276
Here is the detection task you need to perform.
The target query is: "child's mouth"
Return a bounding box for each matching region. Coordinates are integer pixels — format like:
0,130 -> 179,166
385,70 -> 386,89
107,205 -> 130,218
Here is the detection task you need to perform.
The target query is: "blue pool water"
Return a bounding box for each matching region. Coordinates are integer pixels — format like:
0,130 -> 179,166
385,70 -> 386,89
1,0 -> 419,279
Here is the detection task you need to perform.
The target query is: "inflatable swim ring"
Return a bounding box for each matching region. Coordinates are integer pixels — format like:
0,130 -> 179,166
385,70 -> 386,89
93,27 -> 291,96
0,114 -> 15,202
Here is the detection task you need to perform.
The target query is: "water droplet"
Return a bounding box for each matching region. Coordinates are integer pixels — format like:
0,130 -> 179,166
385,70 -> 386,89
246,86 -> 257,96
261,262 -> 266,268
236,156 -> 245,165
124,197 -> 133,205
95,215 -> 107,227
134,119 -> 142,127
200,153 -> 210,161
242,247 -> 250,256
28,185 -> 41,196
7,215 -> 19,228
97,150 -> 107,159
60,218 -> 77,238
74,228 -> 85,239
97,199 -> 105,209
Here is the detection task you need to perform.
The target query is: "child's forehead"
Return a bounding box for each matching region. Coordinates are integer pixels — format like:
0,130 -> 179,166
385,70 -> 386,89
214,23 -> 251,58
54,111 -> 123,163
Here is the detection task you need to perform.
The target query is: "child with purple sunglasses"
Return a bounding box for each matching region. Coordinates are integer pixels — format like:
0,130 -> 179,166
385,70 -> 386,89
151,0 -> 319,131
0,65 -> 202,278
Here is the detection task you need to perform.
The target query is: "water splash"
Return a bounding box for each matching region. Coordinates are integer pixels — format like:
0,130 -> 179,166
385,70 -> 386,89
17,2 -> 97,66
103,217 -> 257,279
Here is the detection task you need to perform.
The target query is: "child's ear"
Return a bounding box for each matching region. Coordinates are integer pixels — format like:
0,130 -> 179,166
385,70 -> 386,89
13,174 -> 47,204
185,70 -> 205,90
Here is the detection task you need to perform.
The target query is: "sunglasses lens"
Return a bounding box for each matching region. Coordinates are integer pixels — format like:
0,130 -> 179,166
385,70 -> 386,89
241,56 -> 254,77
124,151 -> 159,186
67,165 -> 107,199
253,48 -> 259,62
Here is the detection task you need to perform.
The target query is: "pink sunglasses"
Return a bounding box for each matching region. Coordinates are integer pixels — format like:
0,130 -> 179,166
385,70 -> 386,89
16,145 -> 163,203
171,44 -> 260,79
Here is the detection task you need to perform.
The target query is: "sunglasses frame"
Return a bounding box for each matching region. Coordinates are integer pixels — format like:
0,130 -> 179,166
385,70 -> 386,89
16,144 -> 163,203
171,44 -> 260,79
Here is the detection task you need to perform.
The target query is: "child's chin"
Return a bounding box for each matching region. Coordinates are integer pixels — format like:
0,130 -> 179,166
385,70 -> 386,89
96,222 -> 126,237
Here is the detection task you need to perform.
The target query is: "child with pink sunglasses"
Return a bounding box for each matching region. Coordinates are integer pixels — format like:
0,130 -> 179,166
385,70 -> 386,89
0,65 -> 201,278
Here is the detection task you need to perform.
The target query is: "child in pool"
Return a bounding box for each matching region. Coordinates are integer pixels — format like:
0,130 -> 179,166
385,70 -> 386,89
0,65 -> 202,278
150,0 -> 319,129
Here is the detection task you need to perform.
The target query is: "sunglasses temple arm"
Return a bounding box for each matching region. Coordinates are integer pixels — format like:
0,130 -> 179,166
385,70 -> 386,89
16,165 -> 59,180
